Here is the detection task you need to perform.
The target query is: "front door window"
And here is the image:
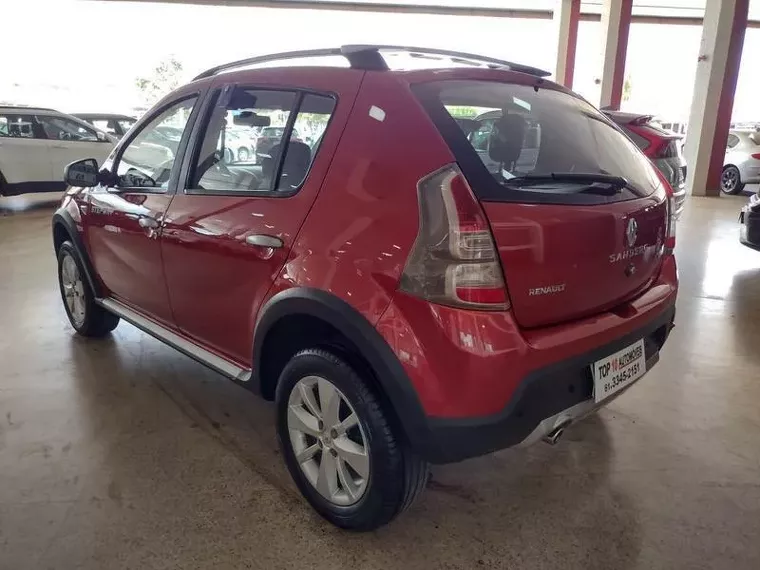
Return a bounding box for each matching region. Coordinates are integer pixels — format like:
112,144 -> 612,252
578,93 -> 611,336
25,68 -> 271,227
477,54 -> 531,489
116,97 -> 197,189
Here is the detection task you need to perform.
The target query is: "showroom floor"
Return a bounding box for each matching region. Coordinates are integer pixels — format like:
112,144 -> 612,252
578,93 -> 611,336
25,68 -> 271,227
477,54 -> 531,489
1,192 -> 759,570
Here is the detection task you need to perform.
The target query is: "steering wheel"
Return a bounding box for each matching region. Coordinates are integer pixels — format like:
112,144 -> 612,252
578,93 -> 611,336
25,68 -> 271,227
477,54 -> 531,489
154,159 -> 176,186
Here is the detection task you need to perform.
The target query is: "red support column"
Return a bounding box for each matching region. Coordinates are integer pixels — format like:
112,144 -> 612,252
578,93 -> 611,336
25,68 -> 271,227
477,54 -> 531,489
554,0 -> 581,89
599,0 -> 633,110
705,0 -> 749,194
685,0 -> 749,197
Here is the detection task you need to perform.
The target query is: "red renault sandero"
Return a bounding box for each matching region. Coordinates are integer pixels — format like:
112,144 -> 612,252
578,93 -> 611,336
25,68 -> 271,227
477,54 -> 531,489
52,46 -> 678,530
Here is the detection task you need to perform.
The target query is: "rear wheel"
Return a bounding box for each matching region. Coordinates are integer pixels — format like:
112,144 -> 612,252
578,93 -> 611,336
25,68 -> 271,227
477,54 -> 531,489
721,165 -> 745,194
276,349 -> 428,531
237,147 -> 250,162
57,241 -> 119,337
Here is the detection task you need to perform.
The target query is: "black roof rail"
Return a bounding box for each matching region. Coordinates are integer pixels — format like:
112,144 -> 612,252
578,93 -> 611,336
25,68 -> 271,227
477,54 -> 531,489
193,45 -> 550,80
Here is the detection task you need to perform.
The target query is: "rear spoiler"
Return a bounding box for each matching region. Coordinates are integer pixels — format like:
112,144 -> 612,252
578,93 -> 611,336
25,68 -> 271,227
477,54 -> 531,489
603,109 -> 683,138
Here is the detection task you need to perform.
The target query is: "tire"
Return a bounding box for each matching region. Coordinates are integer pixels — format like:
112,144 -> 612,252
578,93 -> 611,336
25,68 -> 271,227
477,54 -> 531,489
237,147 -> 250,162
57,241 -> 119,337
275,349 -> 429,531
721,165 -> 745,195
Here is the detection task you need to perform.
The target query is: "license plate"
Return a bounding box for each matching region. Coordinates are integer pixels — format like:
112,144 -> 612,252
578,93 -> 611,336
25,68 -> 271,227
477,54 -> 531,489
592,339 -> 646,403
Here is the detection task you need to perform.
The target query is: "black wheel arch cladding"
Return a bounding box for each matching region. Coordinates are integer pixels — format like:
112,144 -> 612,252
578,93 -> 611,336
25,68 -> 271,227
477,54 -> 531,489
51,208 -> 102,298
251,288 -> 435,454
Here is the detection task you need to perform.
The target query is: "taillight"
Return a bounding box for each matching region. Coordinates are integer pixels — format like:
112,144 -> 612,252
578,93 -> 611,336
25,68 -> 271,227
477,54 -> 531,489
654,168 -> 676,252
751,153 -> 760,160
399,164 -> 509,310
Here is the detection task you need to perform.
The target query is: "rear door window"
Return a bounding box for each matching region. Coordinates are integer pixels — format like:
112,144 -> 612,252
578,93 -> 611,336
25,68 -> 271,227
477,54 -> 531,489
0,114 -> 43,139
188,87 -> 335,195
414,80 -> 661,205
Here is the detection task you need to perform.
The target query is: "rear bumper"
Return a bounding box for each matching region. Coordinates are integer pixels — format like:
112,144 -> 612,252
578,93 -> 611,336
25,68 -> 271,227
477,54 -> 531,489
739,196 -> 760,250
421,303 -> 674,462
376,256 -> 678,464
738,164 -> 760,184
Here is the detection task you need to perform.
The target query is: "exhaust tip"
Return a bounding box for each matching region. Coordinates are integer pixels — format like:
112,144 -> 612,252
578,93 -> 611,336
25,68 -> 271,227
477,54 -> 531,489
542,428 -> 565,445
542,418 -> 572,445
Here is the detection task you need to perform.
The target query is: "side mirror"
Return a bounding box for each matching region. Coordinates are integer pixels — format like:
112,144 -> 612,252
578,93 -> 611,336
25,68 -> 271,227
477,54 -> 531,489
64,158 -> 99,188
96,131 -> 109,142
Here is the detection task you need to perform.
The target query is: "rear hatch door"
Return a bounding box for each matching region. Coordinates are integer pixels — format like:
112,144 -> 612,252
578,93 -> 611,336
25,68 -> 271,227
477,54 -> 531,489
414,77 -> 668,328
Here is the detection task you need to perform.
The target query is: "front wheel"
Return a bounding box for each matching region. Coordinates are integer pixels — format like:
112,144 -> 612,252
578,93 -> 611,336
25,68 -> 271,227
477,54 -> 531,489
276,349 -> 429,531
57,241 -> 119,337
721,165 -> 745,194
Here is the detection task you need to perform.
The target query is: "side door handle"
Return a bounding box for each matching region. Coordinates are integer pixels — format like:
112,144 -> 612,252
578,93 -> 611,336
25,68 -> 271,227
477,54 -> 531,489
245,234 -> 283,248
138,217 -> 159,229
138,216 -> 161,239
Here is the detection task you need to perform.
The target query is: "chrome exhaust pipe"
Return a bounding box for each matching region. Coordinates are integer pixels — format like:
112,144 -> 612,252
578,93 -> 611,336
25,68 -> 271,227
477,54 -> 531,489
543,419 -> 572,445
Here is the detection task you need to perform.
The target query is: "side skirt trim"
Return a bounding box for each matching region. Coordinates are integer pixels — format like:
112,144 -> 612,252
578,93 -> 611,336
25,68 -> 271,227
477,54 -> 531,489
97,297 -> 252,382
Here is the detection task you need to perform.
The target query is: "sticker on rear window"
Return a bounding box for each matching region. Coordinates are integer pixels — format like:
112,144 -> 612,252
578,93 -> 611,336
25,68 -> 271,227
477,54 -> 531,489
369,106 -> 386,122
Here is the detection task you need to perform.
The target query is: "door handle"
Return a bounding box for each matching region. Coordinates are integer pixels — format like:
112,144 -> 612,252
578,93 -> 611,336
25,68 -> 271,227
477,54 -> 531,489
245,234 -> 283,248
138,217 -> 159,229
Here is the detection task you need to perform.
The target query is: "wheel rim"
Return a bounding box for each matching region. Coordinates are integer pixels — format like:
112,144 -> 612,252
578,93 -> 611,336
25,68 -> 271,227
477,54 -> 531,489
287,375 -> 370,506
61,254 -> 86,327
722,168 -> 738,192
238,148 -> 250,161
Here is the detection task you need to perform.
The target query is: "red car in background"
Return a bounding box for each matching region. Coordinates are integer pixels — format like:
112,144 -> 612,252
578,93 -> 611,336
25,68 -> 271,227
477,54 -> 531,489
604,111 -> 687,218
52,46 -> 678,531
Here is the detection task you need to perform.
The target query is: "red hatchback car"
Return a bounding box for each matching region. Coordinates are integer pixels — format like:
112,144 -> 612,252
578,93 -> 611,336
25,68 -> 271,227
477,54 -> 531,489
603,110 -> 687,218
52,46 -> 678,530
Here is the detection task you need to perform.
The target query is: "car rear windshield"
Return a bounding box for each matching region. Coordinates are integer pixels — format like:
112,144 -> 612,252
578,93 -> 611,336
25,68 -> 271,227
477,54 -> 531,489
414,80 -> 661,204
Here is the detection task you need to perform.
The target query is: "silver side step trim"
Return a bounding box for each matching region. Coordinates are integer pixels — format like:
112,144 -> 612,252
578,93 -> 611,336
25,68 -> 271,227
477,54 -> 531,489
97,298 -> 252,382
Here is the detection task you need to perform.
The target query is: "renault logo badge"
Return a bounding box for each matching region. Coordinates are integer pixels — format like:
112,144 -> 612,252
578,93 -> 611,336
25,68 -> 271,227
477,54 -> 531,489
626,218 -> 638,248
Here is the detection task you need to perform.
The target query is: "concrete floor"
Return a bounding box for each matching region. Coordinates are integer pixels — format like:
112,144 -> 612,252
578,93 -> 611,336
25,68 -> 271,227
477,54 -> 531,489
1,191 -> 759,570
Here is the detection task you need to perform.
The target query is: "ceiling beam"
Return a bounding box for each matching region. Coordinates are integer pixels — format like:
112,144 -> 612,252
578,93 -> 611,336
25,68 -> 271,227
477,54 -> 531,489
97,0 -> 760,27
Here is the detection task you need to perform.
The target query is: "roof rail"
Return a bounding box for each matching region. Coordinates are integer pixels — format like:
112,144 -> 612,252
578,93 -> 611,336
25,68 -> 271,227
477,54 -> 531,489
0,105 -> 58,112
193,45 -> 550,80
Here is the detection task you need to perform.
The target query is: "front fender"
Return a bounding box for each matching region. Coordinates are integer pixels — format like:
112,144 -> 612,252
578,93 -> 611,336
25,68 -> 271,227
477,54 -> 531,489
52,206 -> 102,298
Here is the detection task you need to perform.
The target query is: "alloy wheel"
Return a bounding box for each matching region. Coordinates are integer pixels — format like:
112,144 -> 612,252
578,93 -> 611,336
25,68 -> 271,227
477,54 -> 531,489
238,147 -> 250,162
721,167 -> 739,193
287,375 -> 370,506
61,254 -> 86,327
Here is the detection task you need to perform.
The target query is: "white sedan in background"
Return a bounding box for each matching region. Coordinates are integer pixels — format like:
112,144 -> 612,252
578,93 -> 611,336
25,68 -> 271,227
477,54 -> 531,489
0,106 -> 115,196
722,129 -> 760,194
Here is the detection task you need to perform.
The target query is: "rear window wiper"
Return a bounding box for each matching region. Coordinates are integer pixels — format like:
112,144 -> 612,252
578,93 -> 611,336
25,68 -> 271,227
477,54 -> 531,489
505,172 -> 629,196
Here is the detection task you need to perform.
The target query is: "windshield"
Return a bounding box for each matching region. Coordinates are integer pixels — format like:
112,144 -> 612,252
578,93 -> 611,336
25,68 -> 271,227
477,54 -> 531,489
416,80 -> 660,202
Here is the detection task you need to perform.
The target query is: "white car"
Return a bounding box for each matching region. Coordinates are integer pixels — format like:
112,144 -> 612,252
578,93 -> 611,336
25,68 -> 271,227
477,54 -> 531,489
0,106 -> 115,196
722,129 -> 760,194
